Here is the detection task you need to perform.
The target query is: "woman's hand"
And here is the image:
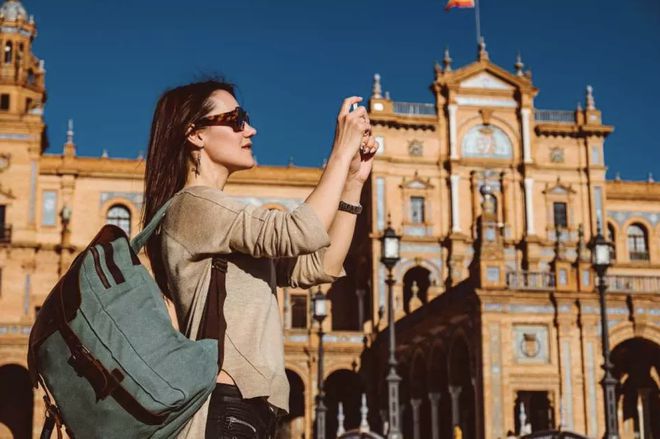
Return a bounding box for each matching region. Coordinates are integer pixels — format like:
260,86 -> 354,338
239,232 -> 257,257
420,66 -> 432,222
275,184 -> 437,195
347,134 -> 377,185
331,97 -> 371,161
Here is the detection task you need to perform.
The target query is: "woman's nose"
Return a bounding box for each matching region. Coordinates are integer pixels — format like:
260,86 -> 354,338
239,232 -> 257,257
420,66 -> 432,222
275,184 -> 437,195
244,123 -> 257,137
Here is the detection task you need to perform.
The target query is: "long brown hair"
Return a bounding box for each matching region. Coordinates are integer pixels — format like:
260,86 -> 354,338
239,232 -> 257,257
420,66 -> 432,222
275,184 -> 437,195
142,79 -> 236,300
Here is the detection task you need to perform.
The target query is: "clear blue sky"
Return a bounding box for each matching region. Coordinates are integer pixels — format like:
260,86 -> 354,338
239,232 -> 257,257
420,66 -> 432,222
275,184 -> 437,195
27,0 -> 660,180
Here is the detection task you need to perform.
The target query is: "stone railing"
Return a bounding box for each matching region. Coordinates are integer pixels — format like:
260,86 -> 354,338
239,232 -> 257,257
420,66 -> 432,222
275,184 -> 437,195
606,275 -> 660,294
506,271 -> 556,290
0,322 -> 32,335
534,109 -> 575,124
393,101 -> 436,117
0,225 -> 11,244
628,251 -> 650,262
284,330 -> 365,345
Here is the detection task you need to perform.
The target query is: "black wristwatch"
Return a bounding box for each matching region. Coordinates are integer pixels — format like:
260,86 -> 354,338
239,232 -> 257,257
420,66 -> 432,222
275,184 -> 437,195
338,201 -> 363,215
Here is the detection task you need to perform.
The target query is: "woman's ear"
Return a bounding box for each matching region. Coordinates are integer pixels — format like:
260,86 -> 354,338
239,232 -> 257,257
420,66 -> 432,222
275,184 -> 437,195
186,129 -> 205,148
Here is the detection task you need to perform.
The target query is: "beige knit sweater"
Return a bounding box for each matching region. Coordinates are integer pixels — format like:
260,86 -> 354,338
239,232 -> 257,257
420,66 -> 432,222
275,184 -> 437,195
159,185 -> 344,438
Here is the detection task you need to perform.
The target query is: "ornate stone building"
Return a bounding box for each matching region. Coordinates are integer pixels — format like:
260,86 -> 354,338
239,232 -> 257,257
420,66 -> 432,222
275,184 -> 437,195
0,1 -> 658,439
362,43 -> 660,439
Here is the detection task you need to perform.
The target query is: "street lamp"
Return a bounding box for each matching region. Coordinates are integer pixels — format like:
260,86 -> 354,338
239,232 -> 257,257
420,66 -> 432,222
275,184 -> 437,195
590,227 -> 620,439
380,221 -> 402,439
312,287 -> 328,439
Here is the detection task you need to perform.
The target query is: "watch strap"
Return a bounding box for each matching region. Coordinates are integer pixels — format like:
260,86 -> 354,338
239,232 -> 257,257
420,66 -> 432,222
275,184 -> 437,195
338,200 -> 362,215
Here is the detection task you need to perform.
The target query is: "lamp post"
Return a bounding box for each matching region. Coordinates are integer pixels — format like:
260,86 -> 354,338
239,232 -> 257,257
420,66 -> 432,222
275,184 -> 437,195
590,227 -> 620,439
380,222 -> 402,439
312,287 -> 328,439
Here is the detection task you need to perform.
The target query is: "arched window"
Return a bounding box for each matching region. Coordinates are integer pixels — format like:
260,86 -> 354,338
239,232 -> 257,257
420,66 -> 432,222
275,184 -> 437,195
627,223 -> 649,261
4,41 -> 12,63
607,223 -> 617,261
106,205 -> 131,236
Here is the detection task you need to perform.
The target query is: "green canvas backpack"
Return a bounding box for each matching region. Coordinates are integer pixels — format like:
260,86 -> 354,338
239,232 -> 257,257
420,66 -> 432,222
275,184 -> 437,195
27,197 -> 226,438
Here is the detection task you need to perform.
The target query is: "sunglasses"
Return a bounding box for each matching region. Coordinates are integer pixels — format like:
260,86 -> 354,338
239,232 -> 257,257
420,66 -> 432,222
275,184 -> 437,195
191,107 -> 251,133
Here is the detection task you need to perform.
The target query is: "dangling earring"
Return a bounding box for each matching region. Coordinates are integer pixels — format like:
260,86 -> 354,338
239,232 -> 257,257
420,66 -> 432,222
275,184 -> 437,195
193,152 -> 201,177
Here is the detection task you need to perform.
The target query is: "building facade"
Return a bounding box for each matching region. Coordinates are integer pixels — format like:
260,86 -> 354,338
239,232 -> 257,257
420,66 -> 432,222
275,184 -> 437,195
0,2 -> 657,439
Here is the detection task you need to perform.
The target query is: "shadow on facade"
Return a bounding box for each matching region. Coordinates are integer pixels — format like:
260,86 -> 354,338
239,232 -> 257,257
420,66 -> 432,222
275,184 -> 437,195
324,370 -> 364,439
0,364 -> 32,439
359,280 -> 482,439
611,337 -> 660,438
278,369 -> 306,439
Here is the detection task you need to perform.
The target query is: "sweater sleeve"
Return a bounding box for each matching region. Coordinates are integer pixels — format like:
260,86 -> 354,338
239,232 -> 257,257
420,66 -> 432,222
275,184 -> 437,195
274,247 -> 347,289
163,187 -> 331,258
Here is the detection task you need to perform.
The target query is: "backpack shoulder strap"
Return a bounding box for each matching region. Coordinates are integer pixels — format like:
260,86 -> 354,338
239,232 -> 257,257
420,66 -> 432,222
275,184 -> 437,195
198,257 -> 228,368
129,197 -> 176,254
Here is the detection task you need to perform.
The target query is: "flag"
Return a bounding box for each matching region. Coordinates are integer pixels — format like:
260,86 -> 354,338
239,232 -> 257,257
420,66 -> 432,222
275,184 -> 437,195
445,0 -> 475,11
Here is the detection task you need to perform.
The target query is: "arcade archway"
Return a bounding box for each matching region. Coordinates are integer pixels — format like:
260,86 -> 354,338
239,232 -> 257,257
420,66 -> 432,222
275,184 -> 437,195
611,337 -> 660,439
0,364 -> 33,439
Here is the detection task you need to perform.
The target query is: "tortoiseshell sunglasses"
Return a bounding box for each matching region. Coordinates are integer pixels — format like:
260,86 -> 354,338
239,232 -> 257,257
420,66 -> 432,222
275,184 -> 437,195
191,107 -> 251,133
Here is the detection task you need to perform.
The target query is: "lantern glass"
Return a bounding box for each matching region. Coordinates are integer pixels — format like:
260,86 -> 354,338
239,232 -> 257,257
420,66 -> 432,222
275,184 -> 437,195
312,293 -> 327,320
383,236 -> 399,259
593,242 -> 611,267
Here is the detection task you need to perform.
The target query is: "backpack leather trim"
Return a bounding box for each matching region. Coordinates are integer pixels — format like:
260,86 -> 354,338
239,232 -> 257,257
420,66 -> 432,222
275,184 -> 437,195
28,225 -> 172,427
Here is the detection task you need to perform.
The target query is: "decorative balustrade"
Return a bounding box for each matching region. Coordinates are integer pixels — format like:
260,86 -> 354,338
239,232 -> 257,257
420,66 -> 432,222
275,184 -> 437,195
606,274 -> 660,293
506,271 -> 556,290
628,251 -> 650,261
0,225 -> 11,244
534,109 -> 575,124
392,101 -> 436,117
284,330 -> 365,345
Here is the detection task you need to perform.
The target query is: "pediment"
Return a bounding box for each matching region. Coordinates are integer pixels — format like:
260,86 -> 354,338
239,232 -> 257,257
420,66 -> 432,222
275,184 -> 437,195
543,180 -> 575,195
401,172 -> 434,190
459,72 -> 514,90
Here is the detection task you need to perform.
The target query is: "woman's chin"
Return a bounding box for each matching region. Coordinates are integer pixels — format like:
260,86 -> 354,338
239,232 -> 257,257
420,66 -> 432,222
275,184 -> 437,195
231,159 -> 256,173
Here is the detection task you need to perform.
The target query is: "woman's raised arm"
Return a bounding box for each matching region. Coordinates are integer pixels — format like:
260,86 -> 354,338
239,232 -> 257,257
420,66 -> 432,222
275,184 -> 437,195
304,97 -> 371,230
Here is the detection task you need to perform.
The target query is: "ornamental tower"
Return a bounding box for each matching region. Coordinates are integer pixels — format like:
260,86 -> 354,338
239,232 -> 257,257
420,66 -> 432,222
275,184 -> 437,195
0,0 -> 47,245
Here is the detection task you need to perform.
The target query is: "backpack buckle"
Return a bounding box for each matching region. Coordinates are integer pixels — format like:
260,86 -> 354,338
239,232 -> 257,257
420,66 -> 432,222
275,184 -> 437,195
67,344 -> 123,401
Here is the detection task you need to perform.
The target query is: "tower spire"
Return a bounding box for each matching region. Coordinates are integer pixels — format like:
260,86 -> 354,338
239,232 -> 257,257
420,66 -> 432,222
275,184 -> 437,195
514,52 -> 524,77
63,119 -> 76,157
66,119 -> 74,145
586,85 -> 596,110
478,36 -> 489,61
371,73 -> 382,99
443,47 -> 453,72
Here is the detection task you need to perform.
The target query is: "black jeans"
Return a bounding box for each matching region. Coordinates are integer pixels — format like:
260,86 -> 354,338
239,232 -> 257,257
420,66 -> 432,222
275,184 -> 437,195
205,384 -> 279,439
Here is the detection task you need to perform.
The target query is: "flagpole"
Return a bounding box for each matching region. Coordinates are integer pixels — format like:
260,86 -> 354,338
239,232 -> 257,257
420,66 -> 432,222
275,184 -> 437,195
475,0 -> 482,44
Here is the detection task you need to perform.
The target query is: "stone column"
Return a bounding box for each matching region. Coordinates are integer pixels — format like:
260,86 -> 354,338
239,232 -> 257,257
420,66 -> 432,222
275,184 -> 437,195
448,104 -> 458,160
410,398 -> 422,439
523,177 -> 535,235
521,108 -> 532,163
356,288 -> 366,330
639,388 -> 652,439
449,385 -> 462,428
428,392 -> 441,439
500,171 -> 512,239
282,287 -> 291,329
450,174 -> 461,233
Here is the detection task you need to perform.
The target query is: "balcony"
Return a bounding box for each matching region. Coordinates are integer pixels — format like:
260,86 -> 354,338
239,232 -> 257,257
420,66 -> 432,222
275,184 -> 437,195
606,275 -> 660,294
534,109 -> 575,124
392,101 -> 436,117
0,225 -> 11,244
507,271 -> 556,291
629,251 -> 650,261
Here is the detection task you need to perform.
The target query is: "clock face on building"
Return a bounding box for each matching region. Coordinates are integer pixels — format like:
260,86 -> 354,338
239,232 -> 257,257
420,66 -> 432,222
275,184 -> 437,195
462,124 -> 513,159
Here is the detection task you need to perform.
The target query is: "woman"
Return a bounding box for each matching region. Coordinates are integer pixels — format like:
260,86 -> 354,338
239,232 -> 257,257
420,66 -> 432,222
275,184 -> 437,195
141,79 -> 376,438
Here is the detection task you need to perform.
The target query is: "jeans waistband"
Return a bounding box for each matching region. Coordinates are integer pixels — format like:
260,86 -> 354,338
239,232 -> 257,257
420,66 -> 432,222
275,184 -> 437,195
211,383 -> 243,399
